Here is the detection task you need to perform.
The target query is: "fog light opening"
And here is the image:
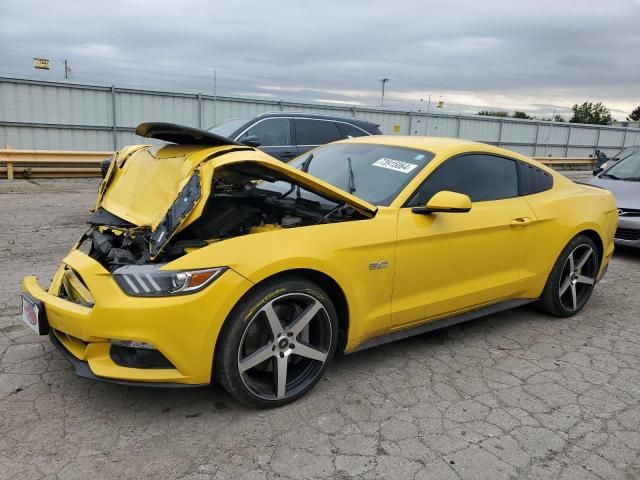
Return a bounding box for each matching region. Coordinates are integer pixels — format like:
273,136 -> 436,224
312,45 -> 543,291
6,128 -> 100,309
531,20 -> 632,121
109,340 -> 174,369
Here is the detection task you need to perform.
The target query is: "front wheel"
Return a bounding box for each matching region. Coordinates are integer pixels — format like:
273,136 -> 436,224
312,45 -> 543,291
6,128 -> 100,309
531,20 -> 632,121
539,234 -> 600,317
214,277 -> 338,408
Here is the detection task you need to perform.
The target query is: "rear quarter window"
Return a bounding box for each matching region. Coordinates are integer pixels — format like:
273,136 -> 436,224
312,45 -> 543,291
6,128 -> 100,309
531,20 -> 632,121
518,162 -> 553,195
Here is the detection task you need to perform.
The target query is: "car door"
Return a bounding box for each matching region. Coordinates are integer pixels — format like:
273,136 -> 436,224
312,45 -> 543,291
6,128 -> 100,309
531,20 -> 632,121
293,118 -> 345,156
391,153 -> 535,328
236,118 -> 298,161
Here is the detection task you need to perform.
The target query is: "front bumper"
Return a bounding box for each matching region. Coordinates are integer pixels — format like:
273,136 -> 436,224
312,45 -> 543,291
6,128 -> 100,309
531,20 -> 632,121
614,216 -> 640,248
49,330 -> 205,388
21,249 -> 253,385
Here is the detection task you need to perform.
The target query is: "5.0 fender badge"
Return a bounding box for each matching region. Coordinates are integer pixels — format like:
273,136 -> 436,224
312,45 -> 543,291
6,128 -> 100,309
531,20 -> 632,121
369,260 -> 389,270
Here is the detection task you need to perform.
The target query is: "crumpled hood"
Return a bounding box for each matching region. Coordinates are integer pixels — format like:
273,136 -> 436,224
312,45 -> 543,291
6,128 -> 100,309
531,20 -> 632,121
95,144 -> 209,228
94,143 -> 377,258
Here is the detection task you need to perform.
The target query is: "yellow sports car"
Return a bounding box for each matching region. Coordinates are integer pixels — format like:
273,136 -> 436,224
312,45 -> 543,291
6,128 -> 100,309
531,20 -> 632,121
21,123 -> 617,407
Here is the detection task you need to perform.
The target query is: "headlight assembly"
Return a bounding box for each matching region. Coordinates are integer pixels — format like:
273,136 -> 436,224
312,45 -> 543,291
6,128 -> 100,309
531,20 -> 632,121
113,264 -> 226,297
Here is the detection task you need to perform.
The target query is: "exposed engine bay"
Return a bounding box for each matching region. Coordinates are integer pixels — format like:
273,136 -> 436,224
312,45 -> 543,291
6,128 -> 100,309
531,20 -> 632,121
83,174 -> 366,271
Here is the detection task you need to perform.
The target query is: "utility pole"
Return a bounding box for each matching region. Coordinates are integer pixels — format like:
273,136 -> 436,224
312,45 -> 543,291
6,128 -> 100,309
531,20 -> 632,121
213,69 -> 217,125
380,78 -> 389,106
63,59 -> 71,79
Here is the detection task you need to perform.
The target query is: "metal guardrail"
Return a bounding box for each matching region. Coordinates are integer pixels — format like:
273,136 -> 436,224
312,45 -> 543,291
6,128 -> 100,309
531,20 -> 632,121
0,148 -> 113,179
534,157 -> 596,168
0,149 -> 595,180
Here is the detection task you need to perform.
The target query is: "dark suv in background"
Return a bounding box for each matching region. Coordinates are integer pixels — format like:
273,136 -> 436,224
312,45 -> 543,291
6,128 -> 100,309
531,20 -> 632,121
101,113 -> 381,177
208,112 -> 382,161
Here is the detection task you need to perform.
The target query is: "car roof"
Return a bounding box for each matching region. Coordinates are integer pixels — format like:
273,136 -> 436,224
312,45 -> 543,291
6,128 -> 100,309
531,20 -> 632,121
254,111 -> 378,127
338,135 -> 483,154
335,135 -> 552,165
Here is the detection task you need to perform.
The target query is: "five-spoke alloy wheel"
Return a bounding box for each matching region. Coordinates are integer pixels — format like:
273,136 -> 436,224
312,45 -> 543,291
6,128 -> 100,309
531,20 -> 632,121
557,244 -> 597,312
539,234 -> 600,317
215,278 -> 338,407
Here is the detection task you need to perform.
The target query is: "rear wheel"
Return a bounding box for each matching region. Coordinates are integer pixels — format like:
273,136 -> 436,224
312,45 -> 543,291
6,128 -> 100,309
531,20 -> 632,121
539,234 -> 600,317
215,277 -> 338,408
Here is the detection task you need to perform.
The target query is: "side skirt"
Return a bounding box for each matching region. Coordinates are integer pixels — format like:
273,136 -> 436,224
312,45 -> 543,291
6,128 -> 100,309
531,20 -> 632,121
348,298 -> 535,354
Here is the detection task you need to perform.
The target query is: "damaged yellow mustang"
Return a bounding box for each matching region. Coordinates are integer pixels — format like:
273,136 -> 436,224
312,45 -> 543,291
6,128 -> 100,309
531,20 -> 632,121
21,123 -> 617,407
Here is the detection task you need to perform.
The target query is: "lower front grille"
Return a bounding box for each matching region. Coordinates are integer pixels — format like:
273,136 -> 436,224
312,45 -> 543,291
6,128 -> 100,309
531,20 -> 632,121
615,227 -> 640,241
619,208 -> 640,217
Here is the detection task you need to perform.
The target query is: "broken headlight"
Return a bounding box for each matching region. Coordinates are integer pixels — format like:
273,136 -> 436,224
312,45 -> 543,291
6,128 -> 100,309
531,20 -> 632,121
113,264 -> 226,297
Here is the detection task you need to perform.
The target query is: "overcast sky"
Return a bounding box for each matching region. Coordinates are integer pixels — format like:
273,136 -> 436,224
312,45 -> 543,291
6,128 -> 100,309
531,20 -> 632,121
1,0 -> 639,119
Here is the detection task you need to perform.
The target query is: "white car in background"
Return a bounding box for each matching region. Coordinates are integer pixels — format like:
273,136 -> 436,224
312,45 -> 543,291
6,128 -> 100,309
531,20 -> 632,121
590,151 -> 640,247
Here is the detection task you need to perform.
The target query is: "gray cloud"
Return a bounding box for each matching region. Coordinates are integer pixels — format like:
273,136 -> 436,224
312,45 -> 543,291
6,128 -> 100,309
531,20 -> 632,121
1,0 -> 639,119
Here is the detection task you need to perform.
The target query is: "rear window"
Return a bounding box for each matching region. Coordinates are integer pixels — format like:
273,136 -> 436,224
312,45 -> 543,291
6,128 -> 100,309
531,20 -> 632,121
338,122 -> 369,138
208,117 -> 250,138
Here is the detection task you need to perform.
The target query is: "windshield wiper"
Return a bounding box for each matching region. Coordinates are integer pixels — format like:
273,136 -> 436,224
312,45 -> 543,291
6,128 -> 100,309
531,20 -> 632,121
601,173 -> 622,180
347,157 -> 356,194
301,153 -> 313,173
279,183 -> 295,199
286,153 -> 315,200
279,153 -> 314,199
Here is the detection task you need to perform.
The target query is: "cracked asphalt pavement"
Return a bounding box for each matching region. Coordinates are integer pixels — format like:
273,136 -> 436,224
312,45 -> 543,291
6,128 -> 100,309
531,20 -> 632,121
1,174 -> 639,480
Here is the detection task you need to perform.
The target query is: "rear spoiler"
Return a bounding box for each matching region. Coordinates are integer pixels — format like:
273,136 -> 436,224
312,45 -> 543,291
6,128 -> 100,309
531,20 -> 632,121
135,122 -> 243,146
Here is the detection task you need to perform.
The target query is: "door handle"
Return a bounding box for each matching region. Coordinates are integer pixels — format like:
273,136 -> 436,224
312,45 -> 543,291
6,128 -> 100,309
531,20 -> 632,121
510,217 -> 532,227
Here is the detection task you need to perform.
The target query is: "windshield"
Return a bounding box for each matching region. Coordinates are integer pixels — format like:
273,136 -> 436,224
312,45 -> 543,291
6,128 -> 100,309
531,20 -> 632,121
602,152 -> 640,181
614,146 -> 640,161
283,143 -> 434,206
208,117 -> 251,139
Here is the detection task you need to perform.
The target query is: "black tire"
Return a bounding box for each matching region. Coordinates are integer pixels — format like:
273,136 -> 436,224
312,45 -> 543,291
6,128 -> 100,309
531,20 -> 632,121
538,234 -> 600,317
214,276 -> 338,408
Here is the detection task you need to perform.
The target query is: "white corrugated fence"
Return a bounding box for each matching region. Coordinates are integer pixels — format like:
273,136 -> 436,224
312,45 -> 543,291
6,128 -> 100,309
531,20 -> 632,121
1,76 -> 639,157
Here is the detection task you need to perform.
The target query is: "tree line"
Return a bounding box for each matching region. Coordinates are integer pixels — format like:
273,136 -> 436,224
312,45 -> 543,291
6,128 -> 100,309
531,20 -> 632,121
478,103 -> 640,125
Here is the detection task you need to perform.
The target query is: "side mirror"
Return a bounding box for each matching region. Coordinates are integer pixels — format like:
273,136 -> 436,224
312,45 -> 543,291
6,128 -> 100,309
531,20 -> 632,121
592,167 -> 603,176
412,191 -> 472,214
240,135 -> 261,148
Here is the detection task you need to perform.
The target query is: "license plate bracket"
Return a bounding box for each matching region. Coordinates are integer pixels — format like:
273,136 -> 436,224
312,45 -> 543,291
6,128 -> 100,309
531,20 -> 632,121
20,293 -> 49,335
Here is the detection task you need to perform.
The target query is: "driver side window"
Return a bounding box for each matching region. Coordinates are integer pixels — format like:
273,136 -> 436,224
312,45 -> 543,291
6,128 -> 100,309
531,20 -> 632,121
238,118 -> 292,147
407,154 -> 519,207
